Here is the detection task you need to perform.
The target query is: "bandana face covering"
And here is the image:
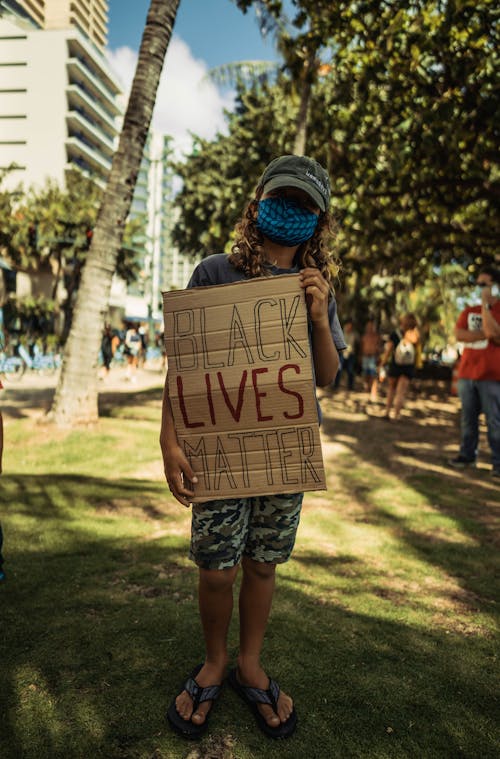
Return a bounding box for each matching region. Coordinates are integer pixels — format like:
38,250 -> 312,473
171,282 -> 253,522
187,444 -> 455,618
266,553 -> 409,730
257,196 -> 319,247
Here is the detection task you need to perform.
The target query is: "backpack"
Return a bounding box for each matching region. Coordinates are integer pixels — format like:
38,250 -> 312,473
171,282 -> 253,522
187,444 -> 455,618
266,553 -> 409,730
394,334 -> 415,366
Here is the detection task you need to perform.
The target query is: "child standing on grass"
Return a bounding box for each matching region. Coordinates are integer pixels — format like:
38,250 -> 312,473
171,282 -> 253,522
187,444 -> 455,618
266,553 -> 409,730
160,155 -> 345,740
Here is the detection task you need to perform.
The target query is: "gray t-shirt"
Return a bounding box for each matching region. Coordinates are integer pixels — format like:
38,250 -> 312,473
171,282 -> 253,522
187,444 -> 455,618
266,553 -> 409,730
188,254 -> 346,352
187,254 -> 346,423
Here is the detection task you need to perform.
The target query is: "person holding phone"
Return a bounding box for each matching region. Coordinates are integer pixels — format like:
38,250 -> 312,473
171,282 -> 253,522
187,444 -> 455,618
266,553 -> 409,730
449,265 -> 500,477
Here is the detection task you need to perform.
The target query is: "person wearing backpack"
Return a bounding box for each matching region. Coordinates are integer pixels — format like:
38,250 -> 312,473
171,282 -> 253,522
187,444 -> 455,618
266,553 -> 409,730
380,313 -> 420,420
124,323 -> 141,382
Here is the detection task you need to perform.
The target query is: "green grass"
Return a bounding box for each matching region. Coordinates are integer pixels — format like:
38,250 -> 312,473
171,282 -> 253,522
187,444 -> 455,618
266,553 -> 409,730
0,386 -> 499,758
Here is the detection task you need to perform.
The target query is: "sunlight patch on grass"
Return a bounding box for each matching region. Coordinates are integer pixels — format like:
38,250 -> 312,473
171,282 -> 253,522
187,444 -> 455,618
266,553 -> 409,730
13,666 -> 106,750
2,391 -> 499,759
7,417 -> 158,478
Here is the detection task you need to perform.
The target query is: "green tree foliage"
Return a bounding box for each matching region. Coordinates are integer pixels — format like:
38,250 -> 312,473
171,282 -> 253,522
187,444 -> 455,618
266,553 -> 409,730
176,0 -> 497,284
307,0 -> 499,275
7,170 -> 142,281
171,78 -> 297,256
1,170 -> 143,339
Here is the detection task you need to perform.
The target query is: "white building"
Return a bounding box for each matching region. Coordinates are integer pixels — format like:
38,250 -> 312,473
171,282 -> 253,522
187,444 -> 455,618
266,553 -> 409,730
0,0 -> 196,332
116,131 -> 200,326
0,10 -> 122,191
5,0 -> 108,50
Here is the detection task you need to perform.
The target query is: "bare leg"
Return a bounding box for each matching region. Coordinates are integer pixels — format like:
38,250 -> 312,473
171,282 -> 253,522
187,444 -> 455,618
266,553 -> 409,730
393,375 -> 410,419
385,377 -> 398,417
237,556 -> 294,727
175,565 -> 238,724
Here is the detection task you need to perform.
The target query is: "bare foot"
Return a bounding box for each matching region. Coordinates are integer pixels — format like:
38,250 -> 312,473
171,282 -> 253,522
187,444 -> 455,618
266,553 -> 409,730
175,661 -> 226,725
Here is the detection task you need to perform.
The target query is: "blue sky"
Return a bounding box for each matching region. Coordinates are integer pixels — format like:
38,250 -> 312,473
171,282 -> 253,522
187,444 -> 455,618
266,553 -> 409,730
106,1 -> 286,156
108,0 -> 280,69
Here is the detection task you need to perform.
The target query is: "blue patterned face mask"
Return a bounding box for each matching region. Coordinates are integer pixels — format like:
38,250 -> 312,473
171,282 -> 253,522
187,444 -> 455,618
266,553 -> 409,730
256,196 -> 319,247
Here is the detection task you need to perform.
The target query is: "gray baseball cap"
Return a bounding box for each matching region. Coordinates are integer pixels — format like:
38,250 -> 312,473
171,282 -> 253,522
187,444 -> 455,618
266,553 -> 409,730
259,154 -> 330,212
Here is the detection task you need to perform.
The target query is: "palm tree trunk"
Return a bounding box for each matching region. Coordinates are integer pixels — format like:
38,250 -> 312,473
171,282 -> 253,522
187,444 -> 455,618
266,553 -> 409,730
49,0 -> 180,426
293,77 -> 311,155
292,52 -> 316,156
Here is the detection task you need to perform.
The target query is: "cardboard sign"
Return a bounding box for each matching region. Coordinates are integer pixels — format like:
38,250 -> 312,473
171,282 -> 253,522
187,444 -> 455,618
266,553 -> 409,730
162,274 -> 326,501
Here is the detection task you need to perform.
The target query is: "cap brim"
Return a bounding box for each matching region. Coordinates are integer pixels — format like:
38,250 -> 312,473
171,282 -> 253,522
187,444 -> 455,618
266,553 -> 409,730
262,175 -> 327,212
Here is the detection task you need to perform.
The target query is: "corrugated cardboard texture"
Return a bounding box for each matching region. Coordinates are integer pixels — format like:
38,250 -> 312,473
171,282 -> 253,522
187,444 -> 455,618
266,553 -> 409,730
162,273 -> 326,501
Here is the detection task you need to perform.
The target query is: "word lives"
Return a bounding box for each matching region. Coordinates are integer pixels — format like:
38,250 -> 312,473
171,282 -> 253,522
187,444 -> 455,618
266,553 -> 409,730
163,275 -> 326,500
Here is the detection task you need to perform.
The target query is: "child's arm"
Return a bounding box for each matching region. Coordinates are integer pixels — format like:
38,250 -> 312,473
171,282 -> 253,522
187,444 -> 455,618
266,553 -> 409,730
379,339 -> 394,366
299,267 -> 339,387
159,378 -> 197,507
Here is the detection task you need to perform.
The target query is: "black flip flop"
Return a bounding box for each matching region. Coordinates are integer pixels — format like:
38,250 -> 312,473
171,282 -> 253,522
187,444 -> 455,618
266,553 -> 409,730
166,663 -> 222,739
228,667 -> 297,739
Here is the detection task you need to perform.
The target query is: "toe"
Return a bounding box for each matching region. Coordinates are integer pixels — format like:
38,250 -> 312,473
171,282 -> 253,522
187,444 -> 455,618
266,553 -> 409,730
277,693 -> 294,724
192,702 -> 210,725
258,704 -> 280,727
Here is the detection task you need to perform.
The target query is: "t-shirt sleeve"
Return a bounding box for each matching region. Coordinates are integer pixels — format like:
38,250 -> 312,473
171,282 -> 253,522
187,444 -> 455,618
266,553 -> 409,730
187,255 -> 233,288
187,260 -> 210,289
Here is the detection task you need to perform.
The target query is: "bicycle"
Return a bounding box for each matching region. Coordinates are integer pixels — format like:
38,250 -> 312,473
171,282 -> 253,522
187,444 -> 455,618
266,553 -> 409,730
0,351 -> 25,382
18,344 -> 62,375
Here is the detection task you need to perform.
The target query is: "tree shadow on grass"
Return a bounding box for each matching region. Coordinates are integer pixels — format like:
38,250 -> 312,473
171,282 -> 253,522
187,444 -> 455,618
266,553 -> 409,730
320,394 -> 499,603
1,387 -> 55,420
99,387 -> 164,420
0,474 -> 498,758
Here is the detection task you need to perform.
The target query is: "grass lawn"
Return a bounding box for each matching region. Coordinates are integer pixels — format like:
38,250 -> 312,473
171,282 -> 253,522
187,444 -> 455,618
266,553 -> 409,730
0,381 -> 498,759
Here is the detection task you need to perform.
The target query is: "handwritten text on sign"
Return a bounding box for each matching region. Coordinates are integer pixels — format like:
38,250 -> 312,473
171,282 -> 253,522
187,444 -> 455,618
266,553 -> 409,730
162,274 -> 326,501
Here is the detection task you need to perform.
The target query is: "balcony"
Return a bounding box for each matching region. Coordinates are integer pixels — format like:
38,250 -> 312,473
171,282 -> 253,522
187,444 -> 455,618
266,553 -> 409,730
66,84 -> 118,133
67,58 -> 121,115
66,110 -> 115,157
67,35 -> 122,96
64,161 -> 105,189
66,134 -> 112,178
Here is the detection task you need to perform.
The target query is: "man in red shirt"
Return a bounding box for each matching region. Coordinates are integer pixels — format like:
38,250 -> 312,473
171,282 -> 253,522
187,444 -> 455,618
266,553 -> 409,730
449,266 -> 500,477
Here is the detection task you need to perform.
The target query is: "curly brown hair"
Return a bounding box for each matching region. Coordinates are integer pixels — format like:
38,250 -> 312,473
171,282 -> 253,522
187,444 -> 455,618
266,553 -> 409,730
228,186 -> 340,291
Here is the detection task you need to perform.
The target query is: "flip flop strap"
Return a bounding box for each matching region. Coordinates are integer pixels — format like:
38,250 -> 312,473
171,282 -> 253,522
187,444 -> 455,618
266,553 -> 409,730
242,678 -> 280,709
185,676 -> 220,708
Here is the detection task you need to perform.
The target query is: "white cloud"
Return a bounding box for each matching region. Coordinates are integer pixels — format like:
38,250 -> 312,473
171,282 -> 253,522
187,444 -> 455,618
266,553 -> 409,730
107,37 -> 234,158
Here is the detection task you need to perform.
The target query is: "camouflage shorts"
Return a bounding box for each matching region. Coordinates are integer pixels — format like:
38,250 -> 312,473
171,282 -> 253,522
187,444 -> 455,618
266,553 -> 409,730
189,493 -> 304,570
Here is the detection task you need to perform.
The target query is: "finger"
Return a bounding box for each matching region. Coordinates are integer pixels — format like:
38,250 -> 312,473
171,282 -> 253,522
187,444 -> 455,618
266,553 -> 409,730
167,479 -> 193,507
300,274 -> 328,293
172,491 -> 192,508
170,473 -> 195,497
181,461 -> 198,485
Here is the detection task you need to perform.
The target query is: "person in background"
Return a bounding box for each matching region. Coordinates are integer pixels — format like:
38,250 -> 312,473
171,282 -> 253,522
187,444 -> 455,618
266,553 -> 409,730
99,323 -> 113,379
138,325 -> 148,367
381,313 -> 420,420
360,318 -> 382,402
160,154 -> 345,740
124,323 -> 141,382
448,266 -> 500,477
333,318 -> 358,391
